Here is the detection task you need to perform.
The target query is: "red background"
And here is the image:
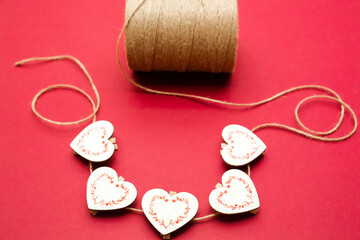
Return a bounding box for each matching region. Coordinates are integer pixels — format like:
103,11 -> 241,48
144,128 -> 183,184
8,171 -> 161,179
0,0 -> 359,239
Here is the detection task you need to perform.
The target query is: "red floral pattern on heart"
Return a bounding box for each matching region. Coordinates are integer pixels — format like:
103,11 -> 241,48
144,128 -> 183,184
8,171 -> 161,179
221,124 -> 266,166
209,169 -> 260,214
90,173 -> 130,207
87,167 -> 137,211
216,176 -> 255,210
70,120 -> 115,162
142,189 -> 198,235
226,130 -> 261,161
148,195 -> 191,229
76,126 -> 110,157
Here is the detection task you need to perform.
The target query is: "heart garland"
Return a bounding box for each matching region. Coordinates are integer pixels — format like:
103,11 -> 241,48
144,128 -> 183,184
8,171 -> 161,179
71,122 -> 263,236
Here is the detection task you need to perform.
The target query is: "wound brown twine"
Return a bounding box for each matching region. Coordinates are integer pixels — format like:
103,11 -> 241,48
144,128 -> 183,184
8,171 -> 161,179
124,0 -> 238,72
15,55 -> 357,221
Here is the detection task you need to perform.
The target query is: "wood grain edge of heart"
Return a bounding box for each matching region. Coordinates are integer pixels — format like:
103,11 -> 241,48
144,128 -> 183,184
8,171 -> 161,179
70,120 -> 115,162
221,124 -> 266,166
209,169 -> 260,214
141,189 -> 199,236
87,167 -> 137,211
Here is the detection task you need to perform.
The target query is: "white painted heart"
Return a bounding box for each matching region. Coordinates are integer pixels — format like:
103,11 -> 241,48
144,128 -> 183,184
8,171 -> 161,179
142,189 -> 199,235
221,124 -> 266,166
209,169 -> 259,214
87,167 -> 137,211
70,120 -> 115,162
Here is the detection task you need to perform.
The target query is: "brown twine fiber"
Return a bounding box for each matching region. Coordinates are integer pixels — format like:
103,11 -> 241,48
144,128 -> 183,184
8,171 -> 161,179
15,55 -> 357,221
124,0 -> 238,72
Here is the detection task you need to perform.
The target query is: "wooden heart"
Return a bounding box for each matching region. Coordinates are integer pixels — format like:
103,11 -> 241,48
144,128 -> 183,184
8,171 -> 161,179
221,124 -> 266,166
70,120 -> 115,162
87,167 -> 137,211
209,169 -> 259,214
142,189 -> 199,235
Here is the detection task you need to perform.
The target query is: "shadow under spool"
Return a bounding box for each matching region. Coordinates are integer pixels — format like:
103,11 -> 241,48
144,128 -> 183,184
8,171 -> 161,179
124,0 -> 238,73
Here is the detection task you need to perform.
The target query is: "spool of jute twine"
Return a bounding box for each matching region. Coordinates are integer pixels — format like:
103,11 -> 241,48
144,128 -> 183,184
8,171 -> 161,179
124,0 -> 238,73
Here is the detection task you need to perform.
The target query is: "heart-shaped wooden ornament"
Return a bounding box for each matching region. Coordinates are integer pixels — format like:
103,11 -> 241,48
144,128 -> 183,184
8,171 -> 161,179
142,189 -> 199,236
209,169 -> 259,214
221,124 -> 266,166
70,120 -> 115,162
87,167 -> 137,211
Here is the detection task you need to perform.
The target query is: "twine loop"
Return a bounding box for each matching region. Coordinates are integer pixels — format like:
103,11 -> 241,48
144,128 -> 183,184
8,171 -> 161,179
15,55 -> 100,125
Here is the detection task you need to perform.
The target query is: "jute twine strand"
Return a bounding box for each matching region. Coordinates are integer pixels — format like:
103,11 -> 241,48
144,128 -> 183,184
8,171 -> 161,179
15,55 -> 100,125
15,55 -> 357,221
14,55 -> 100,173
